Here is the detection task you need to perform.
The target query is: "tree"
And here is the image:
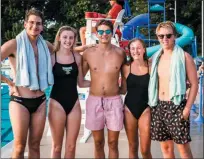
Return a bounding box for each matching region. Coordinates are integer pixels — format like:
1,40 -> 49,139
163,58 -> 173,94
166,0 -> 201,55
1,0 -> 108,44
1,0 -> 201,55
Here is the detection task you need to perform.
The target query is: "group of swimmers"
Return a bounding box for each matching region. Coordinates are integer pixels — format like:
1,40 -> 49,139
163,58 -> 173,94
1,7 -> 201,159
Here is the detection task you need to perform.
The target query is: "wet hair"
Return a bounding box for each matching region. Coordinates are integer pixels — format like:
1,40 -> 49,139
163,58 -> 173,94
156,21 -> 177,36
95,20 -> 113,33
127,38 -> 148,63
25,8 -> 44,23
54,26 -> 78,52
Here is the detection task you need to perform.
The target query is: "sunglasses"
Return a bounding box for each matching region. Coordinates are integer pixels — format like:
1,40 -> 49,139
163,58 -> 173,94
97,29 -> 112,35
157,34 -> 174,39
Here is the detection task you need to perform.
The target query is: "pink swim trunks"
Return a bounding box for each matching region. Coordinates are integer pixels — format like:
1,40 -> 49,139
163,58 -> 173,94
85,95 -> 124,131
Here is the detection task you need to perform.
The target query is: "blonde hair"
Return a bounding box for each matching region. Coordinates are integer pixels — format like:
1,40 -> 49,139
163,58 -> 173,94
156,21 -> 177,35
54,26 -> 78,52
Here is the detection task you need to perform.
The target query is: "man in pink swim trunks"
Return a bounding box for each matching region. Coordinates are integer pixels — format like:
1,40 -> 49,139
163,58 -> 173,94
82,20 -> 126,158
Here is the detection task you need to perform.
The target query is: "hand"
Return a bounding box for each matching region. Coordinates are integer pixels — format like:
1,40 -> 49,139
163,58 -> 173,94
9,82 -> 19,96
182,107 -> 190,121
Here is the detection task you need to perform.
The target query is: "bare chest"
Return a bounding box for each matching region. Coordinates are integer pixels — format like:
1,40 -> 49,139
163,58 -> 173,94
32,46 -> 39,64
158,57 -> 171,78
88,54 -> 123,73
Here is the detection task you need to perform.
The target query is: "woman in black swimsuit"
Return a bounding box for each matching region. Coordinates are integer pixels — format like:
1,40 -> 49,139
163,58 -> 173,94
120,38 -> 152,158
48,26 -> 90,158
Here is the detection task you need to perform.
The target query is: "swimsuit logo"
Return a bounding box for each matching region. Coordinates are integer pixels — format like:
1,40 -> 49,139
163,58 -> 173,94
14,98 -> 22,102
62,66 -> 72,75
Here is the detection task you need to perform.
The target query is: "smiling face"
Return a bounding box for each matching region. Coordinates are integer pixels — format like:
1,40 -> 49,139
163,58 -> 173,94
24,15 -> 43,37
129,40 -> 146,61
59,30 -> 75,50
157,27 -> 175,50
156,21 -> 177,50
96,24 -> 112,44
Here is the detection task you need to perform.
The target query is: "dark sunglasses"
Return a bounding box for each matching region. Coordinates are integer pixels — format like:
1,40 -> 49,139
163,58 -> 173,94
157,34 -> 174,39
97,29 -> 112,35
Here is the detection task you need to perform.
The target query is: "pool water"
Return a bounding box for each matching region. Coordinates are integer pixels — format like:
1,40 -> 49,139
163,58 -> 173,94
1,84 -> 51,147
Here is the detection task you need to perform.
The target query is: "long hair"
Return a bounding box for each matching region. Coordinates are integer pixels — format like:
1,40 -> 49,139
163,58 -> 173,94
127,38 -> 148,64
54,26 -> 78,52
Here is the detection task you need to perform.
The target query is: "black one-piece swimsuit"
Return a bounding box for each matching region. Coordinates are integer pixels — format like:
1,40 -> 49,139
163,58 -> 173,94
50,52 -> 78,115
124,64 -> 150,119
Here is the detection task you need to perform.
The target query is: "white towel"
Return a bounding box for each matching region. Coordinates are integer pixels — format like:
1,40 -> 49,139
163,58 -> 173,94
15,30 -> 54,91
148,45 -> 186,106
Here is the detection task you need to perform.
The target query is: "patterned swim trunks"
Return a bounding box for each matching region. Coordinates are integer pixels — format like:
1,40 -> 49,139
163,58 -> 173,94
150,100 -> 191,144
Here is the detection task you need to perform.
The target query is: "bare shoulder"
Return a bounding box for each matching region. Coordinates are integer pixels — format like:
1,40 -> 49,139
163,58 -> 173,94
184,52 -> 195,65
1,39 -> 17,58
184,52 -> 193,60
112,45 -> 125,56
184,52 -> 197,72
83,45 -> 97,58
2,39 -> 17,50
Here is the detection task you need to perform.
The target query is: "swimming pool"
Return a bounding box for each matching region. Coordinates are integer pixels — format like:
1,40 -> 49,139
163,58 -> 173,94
1,84 -> 12,147
1,82 -> 52,147
0,68 -> 87,148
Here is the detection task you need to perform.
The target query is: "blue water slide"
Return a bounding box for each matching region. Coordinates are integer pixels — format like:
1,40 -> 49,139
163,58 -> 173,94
122,13 -> 149,40
122,14 -> 194,57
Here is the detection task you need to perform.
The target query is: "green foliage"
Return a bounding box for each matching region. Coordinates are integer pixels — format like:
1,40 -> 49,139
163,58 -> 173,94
4,22 -> 24,41
1,0 -> 202,55
166,0 -> 201,55
1,0 -> 108,44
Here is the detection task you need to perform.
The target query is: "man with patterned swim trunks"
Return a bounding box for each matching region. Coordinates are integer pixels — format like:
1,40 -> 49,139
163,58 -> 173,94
82,20 -> 126,158
148,21 -> 198,158
151,100 -> 191,144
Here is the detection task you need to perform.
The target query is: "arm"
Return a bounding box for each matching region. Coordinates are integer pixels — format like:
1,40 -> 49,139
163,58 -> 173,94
76,54 -> 90,88
82,50 -> 90,77
74,44 -> 95,53
46,41 -> 54,54
1,39 -> 16,87
1,39 -> 19,95
119,64 -> 128,94
183,53 -> 198,119
119,50 -> 129,94
1,75 -> 14,87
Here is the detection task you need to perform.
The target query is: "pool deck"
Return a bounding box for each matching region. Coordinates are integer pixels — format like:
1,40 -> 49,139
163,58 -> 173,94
1,84 -> 204,158
2,113 -> 202,158
44,113 -> 204,158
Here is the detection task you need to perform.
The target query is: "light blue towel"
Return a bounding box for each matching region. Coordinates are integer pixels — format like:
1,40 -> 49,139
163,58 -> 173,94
148,45 -> 186,107
15,30 -> 54,91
